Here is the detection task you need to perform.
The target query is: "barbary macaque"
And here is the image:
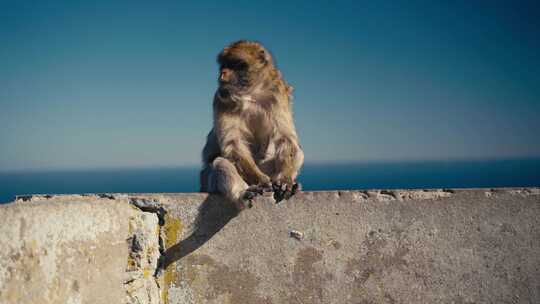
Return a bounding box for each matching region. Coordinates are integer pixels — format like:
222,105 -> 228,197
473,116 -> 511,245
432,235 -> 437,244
200,40 -> 304,210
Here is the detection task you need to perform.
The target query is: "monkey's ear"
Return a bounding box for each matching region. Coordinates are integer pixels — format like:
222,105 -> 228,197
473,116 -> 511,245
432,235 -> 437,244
258,49 -> 271,64
287,85 -> 294,99
287,85 -> 294,94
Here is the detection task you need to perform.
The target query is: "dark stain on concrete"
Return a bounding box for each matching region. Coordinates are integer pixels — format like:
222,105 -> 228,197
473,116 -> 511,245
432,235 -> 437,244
384,293 -> 397,304
72,280 -> 80,292
287,247 -> 325,304
345,228 -> 410,303
452,294 -> 476,304
183,254 -> 273,304
499,223 -> 517,236
332,240 -> 342,250
19,218 -> 26,239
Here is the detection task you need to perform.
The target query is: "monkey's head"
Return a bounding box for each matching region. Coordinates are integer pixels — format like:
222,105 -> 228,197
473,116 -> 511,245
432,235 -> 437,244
216,40 -> 274,99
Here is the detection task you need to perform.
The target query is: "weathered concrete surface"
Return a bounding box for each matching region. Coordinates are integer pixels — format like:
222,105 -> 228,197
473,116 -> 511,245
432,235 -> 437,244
1,189 -> 540,304
154,189 -> 540,304
0,194 -> 160,304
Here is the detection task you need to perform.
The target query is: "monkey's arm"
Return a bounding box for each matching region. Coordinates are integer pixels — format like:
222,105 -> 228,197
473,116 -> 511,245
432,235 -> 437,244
200,129 -> 220,192
202,129 -> 220,165
216,116 -> 270,185
272,107 -> 304,184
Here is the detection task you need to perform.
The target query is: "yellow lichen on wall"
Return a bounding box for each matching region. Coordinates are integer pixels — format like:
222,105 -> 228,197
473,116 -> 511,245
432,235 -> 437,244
161,215 -> 183,304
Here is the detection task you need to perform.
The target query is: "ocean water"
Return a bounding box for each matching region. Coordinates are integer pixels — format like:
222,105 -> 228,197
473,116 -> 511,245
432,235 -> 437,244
1,159 -> 539,204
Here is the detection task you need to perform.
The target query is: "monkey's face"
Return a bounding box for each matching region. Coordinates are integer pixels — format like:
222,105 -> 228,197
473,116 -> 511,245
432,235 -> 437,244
217,57 -> 251,99
217,41 -> 273,99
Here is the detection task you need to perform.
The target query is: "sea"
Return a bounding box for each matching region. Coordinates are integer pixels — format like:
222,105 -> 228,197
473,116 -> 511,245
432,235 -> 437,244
1,158 -> 539,204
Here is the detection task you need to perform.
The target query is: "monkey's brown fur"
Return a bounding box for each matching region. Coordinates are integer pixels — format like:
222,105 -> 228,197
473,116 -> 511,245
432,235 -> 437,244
200,40 -> 304,210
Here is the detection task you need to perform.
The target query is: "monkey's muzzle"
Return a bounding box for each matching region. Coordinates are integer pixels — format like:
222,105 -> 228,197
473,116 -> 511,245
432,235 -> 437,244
218,88 -> 231,99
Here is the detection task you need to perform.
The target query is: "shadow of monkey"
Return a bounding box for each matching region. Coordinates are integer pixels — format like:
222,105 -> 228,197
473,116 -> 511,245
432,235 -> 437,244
156,194 -> 238,274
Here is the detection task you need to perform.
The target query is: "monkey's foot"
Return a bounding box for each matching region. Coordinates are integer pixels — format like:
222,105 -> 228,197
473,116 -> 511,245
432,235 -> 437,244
273,182 -> 302,203
240,184 -> 270,209
240,191 -> 256,209
247,183 -> 274,195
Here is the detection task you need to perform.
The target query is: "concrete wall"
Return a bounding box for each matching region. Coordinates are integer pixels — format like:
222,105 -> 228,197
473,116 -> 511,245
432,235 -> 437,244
1,188 -> 539,303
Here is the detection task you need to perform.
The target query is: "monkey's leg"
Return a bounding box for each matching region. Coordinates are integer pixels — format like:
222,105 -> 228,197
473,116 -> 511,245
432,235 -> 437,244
207,157 -> 264,210
222,142 -> 271,186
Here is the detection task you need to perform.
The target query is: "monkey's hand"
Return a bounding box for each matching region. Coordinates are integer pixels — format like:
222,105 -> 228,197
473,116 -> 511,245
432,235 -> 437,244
272,180 -> 301,203
233,155 -> 271,186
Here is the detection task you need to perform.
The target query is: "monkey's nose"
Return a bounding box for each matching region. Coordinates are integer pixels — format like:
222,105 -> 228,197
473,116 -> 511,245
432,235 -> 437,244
220,70 -> 231,82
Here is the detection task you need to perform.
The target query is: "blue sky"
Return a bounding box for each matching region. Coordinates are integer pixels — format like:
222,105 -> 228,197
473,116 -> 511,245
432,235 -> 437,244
1,1 -> 539,171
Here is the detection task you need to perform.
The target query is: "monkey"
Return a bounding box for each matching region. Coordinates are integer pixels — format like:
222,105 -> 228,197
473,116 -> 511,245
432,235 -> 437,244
200,40 -> 304,210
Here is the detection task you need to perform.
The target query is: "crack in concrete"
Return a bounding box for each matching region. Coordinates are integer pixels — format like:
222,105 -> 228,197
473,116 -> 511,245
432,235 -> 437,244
126,197 -> 166,304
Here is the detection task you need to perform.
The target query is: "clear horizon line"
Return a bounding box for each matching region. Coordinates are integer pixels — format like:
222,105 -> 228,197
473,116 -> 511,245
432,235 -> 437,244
1,156 -> 540,174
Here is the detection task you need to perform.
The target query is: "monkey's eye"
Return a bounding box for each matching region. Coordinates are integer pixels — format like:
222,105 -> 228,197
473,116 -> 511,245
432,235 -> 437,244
223,60 -> 247,71
235,61 -> 248,70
